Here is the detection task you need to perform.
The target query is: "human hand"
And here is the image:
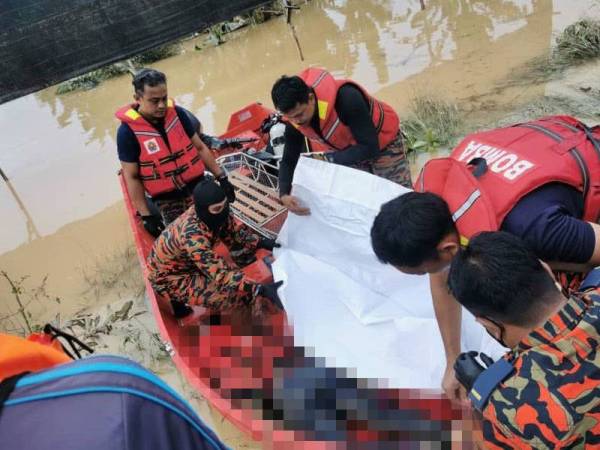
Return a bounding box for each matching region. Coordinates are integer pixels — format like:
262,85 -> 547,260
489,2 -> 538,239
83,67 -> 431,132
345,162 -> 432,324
141,214 -> 165,238
257,280 -> 284,308
223,138 -> 244,150
280,195 -> 310,215
217,174 -> 236,203
257,237 -> 281,251
454,351 -> 493,393
304,152 -> 334,162
442,362 -> 470,408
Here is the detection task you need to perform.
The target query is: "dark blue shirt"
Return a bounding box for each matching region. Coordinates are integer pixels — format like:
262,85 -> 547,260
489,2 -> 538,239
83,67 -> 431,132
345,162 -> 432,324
501,183 -> 595,263
117,106 -> 199,163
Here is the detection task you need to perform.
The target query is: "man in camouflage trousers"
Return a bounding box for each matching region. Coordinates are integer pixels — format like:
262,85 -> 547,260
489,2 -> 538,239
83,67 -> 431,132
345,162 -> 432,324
448,232 -> 600,449
147,179 -> 281,318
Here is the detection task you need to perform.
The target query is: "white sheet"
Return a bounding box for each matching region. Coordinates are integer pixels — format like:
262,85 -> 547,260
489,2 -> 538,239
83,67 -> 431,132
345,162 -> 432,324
273,157 -> 504,389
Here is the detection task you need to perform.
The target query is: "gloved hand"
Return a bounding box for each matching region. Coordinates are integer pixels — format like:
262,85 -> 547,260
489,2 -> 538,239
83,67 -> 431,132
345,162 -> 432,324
255,280 -> 284,310
200,134 -> 224,150
304,152 -> 335,162
141,214 -> 165,238
454,351 -> 494,392
257,237 -> 281,251
217,174 -> 236,203
170,300 -> 193,319
222,138 -> 244,150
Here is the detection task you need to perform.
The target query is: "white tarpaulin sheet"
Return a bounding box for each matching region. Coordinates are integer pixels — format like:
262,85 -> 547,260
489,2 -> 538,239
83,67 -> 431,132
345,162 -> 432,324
273,158 -> 504,389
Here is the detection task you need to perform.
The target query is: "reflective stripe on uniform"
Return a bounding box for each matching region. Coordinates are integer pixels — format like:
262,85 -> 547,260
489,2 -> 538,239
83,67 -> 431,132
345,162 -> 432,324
452,190 -> 481,222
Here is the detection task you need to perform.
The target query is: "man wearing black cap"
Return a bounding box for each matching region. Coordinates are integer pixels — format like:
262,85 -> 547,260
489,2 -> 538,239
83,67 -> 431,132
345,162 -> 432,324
147,179 -> 281,317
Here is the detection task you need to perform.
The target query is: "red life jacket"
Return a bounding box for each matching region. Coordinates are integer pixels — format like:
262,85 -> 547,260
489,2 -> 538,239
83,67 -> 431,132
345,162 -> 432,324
295,68 -> 400,153
115,99 -> 205,197
416,115 -> 600,242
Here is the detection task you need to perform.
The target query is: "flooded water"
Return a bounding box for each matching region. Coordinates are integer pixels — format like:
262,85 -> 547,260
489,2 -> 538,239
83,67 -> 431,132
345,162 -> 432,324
0,0 -> 598,445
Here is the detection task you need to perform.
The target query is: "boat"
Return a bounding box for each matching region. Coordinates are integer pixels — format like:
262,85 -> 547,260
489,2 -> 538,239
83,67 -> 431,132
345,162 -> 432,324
119,103 -> 480,448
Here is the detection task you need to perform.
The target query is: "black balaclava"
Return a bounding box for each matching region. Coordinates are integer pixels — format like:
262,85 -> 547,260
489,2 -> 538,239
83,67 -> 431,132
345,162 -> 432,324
193,179 -> 230,233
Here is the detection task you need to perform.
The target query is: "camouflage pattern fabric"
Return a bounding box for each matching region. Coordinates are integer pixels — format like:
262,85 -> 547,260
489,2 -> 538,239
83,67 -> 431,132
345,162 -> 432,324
147,206 -> 260,311
154,196 -> 194,225
556,270 -> 585,294
482,293 -> 600,449
349,131 -> 412,189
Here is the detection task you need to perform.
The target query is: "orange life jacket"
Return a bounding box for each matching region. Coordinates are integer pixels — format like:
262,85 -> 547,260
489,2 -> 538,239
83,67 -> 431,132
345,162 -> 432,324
296,68 -> 400,153
0,333 -> 71,381
115,99 -> 205,197
416,115 -> 600,242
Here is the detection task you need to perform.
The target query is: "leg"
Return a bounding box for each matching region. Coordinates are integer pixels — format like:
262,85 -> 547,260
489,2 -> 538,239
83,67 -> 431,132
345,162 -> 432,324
154,196 -> 194,225
176,272 -> 252,311
370,132 -> 413,188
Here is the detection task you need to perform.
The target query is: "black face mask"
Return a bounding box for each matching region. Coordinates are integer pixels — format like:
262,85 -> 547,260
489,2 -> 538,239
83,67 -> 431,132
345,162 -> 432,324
193,180 -> 230,233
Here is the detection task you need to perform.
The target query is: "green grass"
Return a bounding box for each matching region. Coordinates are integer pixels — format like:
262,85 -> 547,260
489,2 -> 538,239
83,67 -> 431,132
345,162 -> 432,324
56,43 -> 182,95
402,96 -> 463,154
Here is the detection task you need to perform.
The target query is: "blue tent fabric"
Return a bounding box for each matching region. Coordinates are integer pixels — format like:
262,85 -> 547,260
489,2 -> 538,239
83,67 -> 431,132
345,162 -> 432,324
0,355 -> 230,450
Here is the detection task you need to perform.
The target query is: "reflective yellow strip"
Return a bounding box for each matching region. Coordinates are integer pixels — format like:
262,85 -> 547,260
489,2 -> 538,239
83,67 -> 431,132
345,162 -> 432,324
125,109 -> 141,120
317,100 -> 328,120
460,235 -> 469,247
470,389 -> 481,401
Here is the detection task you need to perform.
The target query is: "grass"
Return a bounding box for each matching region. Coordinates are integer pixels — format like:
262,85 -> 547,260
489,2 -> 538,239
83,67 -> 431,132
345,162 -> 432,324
0,270 -> 61,336
402,96 -> 463,154
57,2 -> 289,91
494,95 -> 600,128
80,245 -> 144,301
554,19 -> 600,64
498,19 -> 600,92
56,43 -> 182,95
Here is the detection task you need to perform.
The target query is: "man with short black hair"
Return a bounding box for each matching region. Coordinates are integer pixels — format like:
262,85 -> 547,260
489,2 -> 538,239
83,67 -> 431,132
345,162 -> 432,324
271,68 -> 411,215
116,68 -> 236,237
370,116 -> 600,404
448,232 -> 600,448
371,192 -> 457,273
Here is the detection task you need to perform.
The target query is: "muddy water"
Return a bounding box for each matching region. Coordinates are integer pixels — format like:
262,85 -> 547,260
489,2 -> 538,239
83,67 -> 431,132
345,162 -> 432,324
0,0 -> 598,446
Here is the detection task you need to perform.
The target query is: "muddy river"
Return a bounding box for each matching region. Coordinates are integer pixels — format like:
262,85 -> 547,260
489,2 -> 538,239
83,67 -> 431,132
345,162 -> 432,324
1,0 -> 599,446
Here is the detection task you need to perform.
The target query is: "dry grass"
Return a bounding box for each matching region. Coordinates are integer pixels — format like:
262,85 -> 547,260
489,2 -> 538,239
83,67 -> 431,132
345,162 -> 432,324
80,245 -> 144,301
554,19 -> 600,64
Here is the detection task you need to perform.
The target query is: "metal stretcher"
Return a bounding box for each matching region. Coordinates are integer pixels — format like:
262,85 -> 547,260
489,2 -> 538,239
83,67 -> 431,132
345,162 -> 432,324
217,152 -> 287,239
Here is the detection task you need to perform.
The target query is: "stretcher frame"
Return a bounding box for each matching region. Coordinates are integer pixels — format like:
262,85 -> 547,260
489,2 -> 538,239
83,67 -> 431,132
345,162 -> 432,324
217,152 -> 287,239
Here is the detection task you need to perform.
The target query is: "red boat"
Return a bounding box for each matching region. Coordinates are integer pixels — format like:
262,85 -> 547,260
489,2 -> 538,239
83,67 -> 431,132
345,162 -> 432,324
119,103 -> 480,448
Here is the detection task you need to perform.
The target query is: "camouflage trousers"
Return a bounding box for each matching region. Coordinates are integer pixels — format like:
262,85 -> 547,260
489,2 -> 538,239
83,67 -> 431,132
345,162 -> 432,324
351,131 -> 413,189
154,196 -> 194,225
154,272 -> 254,312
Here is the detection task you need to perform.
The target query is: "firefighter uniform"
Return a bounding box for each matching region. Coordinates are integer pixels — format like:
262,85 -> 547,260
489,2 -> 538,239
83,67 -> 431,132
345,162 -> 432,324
146,206 -> 261,311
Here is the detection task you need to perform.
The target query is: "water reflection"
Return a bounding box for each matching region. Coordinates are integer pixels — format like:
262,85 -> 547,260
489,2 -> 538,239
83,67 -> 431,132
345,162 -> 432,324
30,0 -> 553,145
0,0 -> 591,256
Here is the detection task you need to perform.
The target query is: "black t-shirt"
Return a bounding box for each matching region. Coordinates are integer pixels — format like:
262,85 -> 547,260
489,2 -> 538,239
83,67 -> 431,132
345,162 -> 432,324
278,84 -> 382,196
117,105 -> 199,163
117,106 -> 202,200
501,183 -> 595,263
